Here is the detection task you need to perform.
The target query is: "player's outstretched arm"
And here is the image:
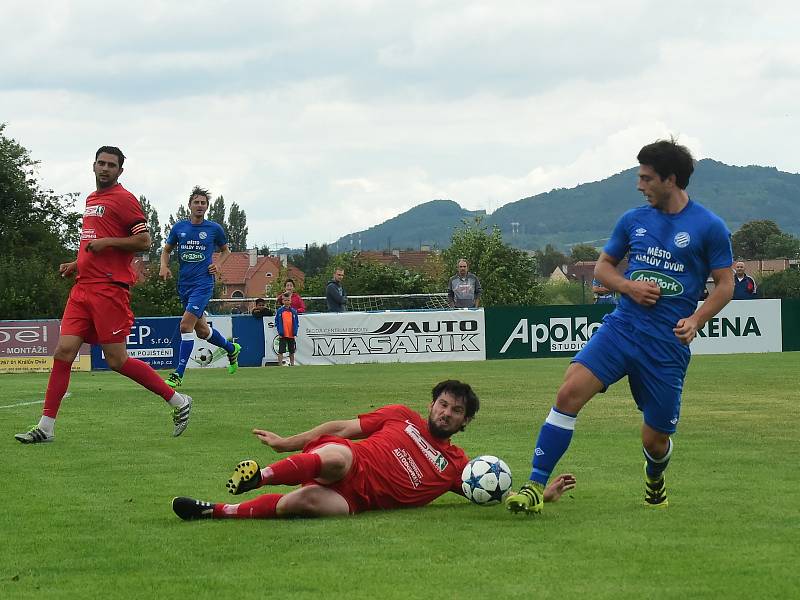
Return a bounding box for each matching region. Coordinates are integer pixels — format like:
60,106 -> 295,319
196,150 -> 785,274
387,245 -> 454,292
543,473 -> 576,503
253,418 -> 364,452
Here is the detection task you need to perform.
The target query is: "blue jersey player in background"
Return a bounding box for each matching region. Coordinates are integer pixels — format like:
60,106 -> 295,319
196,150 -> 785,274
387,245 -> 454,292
159,186 -> 241,388
506,139 -> 734,515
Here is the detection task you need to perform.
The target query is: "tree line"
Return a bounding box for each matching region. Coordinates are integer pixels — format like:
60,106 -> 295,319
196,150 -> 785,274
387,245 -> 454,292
1,124 -> 799,320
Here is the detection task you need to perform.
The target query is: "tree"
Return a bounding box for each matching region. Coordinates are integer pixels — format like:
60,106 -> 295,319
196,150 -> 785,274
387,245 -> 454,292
130,263 -> 184,316
442,218 -> 540,306
534,244 -> 569,278
759,269 -> 800,299
209,195 -> 226,229
569,243 -> 600,263
763,233 -> 800,259
732,220 -> 782,259
164,204 -> 190,239
0,123 -> 81,318
138,195 -> 163,260
290,243 -> 331,278
227,202 -> 248,251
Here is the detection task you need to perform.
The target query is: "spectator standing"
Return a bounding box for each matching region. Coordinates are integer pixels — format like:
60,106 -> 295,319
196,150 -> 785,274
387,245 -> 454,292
448,259 -> 482,308
733,261 -> 758,299
591,278 -> 618,304
275,293 -> 299,366
326,268 -> 347,312
276,278 -> 306,313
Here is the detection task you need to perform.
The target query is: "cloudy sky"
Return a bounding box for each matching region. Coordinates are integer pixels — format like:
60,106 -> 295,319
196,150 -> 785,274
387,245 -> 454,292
2,1 -> 798,249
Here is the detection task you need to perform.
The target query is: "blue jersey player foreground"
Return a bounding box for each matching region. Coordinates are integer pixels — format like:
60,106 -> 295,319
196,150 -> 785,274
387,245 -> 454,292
506,138 -> 734,515
159,186 -> 241,388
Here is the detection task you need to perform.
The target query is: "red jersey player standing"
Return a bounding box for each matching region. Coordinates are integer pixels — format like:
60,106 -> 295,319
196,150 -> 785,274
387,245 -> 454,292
15,146 -> 193,444
172,380 -> 575,520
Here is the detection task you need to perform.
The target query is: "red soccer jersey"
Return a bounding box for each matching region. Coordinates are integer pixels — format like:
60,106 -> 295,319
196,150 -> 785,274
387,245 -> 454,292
353,404 -> 469,510
76,184 -> 148,286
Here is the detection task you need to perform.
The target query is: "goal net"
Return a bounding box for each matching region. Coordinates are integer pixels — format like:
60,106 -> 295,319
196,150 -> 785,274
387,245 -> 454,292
207,293 -> 451,315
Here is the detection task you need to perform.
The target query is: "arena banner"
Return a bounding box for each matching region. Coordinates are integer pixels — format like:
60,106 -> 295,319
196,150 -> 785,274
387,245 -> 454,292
487,299 -> 783,360
92,316 -> 234,370
0,320 -> 91,373
272,309 -> 486,365
691,299 -> 782,355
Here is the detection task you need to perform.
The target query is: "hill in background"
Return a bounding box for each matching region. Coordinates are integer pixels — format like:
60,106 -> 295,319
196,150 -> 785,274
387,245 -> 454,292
331,159 -> 800,251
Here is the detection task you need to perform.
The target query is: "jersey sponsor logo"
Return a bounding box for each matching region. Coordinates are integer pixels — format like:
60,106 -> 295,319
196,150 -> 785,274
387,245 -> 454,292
392,448 -> 422,488
404,421 -> 448,471
199,231 -> 207,239
674,232 -> 690,248
84,205 -> 105,217
630,270 -> 684,296
500,316 -> 603,353
635,227 -> 647,237
180,251 -> 205,263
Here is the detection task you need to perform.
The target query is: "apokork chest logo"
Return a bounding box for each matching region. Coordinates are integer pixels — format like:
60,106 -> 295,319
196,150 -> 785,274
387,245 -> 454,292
674,232 -> 690,248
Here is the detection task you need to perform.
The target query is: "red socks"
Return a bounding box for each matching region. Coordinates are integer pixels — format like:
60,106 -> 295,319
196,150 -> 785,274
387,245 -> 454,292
264,453 -> 323,485
117,358 -> 175,401
214,494 -> 283,519
43,358 -> 72,418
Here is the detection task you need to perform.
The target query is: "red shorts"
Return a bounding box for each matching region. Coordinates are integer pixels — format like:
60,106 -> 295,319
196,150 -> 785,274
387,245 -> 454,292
61,283 -> 134,345
303,435 -> 373,514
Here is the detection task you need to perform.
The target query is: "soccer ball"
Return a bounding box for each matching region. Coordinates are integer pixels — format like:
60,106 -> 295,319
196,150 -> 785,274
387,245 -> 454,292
461,455 -> 513,506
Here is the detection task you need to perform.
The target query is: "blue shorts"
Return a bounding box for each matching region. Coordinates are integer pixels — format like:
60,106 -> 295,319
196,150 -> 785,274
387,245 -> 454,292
572,319 -> 691,434
178,285 -> 213,318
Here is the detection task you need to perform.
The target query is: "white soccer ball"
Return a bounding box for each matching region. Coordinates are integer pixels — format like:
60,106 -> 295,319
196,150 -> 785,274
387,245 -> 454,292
461,455 -> 513,506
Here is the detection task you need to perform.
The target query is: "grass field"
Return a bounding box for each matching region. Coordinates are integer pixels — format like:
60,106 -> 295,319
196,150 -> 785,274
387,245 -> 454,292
2,354 -> 799,599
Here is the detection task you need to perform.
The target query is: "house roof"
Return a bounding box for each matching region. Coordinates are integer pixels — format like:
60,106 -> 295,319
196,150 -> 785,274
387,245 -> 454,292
357,250 -> 438,271
213,252 -> 305,297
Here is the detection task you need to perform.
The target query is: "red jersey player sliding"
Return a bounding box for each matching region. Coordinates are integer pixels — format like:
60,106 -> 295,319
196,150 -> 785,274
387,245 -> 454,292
15,147 -> 193,444
172,380 -> 575,520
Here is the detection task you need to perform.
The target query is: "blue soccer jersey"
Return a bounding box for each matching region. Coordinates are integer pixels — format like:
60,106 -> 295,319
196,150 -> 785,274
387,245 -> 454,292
603,198 -> 732,344
166,220 -> 228,291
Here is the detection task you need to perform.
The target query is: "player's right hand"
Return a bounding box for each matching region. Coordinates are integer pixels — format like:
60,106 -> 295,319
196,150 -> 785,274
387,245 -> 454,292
59,261 -> 78,278
253,429 -> 291,452
159,266 -> 172,281
626,279 -> 661,306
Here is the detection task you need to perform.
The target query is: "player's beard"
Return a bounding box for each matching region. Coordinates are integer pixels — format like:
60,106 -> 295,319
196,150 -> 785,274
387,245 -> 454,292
428,416 -> 458,439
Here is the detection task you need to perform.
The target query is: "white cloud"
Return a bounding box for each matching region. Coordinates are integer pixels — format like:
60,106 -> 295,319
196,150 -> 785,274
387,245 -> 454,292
2,1 -> 800,248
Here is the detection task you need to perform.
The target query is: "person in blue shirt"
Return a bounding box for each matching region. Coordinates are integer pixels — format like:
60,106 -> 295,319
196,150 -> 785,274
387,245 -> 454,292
591,277 -> 617,304
159,186 -> 241,388
733,261 -> 758,299
274,292 -> 300,366
507,139 -> 734,515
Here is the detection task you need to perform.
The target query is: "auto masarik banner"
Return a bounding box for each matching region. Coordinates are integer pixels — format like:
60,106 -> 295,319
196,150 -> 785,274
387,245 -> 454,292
265,309 -> 486,365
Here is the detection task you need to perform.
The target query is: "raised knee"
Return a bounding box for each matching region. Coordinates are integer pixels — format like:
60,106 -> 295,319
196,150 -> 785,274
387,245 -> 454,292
106,356 -> 127,371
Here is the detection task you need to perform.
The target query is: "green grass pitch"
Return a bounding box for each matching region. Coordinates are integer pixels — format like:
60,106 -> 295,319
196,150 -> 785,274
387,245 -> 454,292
2,354 -> 799,599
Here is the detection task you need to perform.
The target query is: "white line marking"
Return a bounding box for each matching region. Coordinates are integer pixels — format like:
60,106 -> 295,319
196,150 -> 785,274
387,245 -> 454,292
0,392 -> 70,410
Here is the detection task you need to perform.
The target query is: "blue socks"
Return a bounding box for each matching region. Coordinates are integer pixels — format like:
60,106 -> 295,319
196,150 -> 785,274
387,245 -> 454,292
176,333 -> 194,377
530,407 -> 577,486
204,328 -> 234,354
644,438 -> 673,481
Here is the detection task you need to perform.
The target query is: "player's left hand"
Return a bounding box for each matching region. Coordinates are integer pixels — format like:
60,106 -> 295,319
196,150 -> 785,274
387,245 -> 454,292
543,473 -> 577,503
673,316 -> 700,344
85,238 -> 111,253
